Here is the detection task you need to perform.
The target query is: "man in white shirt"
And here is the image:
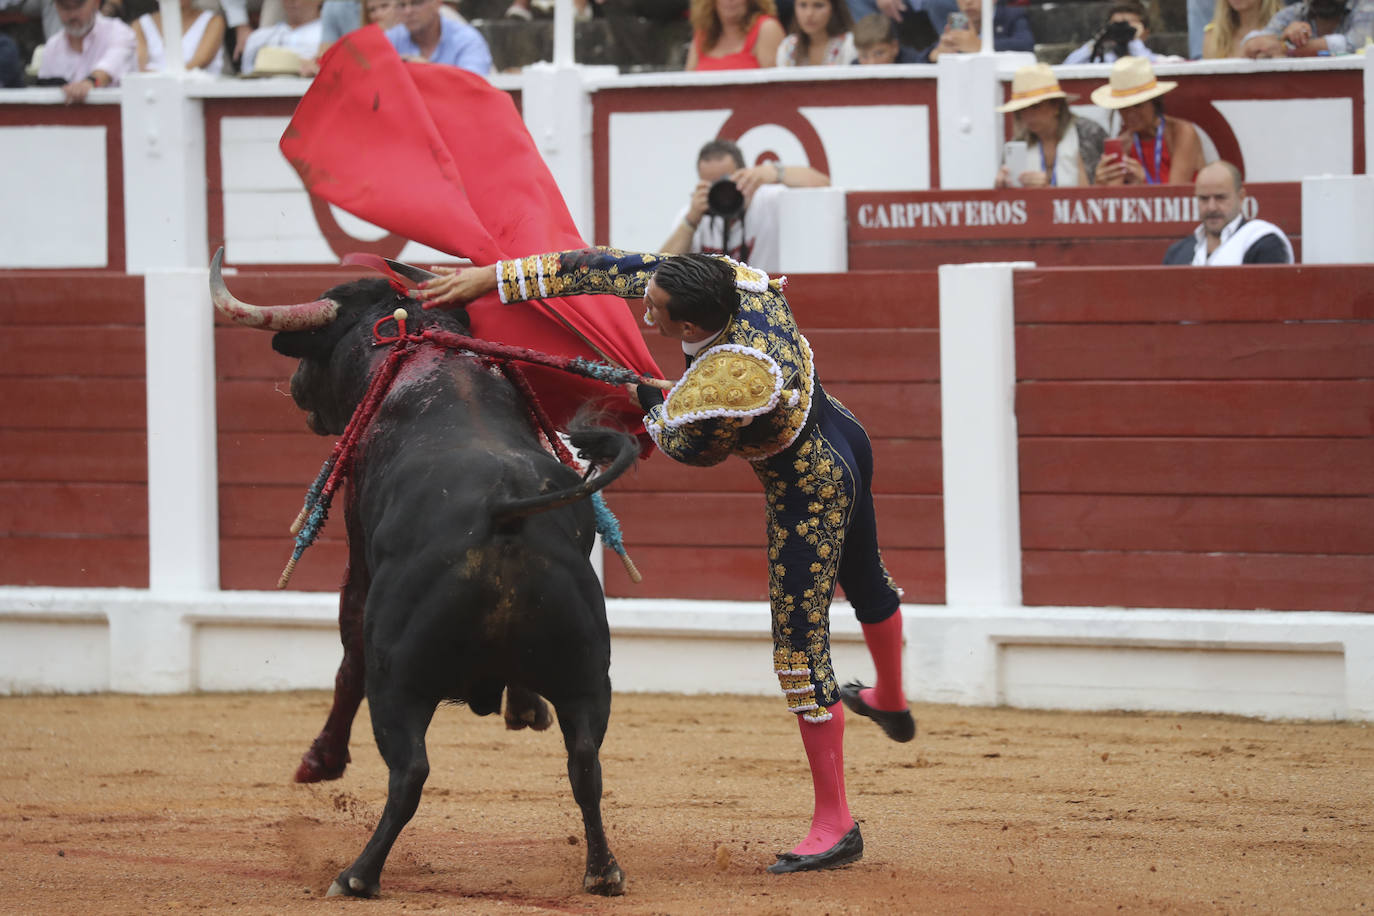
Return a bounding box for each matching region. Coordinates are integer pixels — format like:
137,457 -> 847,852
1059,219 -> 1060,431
659,139 -> 830,275
1163,161 -> 1294,265
36,0 -> 135,103
241,0 -> 322,74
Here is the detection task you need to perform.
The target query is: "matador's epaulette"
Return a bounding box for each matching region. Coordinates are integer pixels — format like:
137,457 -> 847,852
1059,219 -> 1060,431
661,344 -> 799,428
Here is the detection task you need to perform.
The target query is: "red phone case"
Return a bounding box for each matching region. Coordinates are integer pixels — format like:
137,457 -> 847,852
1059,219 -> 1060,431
1103,138 -> 1124,160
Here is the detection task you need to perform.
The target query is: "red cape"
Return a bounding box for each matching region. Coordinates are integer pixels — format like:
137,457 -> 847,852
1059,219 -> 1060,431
279,27 -> 661,451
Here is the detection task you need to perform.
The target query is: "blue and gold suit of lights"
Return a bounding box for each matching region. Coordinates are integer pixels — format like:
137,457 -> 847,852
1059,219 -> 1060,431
497,247 -> 901,722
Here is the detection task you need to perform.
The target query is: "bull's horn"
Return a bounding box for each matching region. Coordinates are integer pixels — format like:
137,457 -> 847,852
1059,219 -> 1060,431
382,258 -> 439,285
210,247 -> 340,332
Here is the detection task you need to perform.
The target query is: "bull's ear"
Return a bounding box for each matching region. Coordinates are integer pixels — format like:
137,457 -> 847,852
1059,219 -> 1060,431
271,325 -> 342,360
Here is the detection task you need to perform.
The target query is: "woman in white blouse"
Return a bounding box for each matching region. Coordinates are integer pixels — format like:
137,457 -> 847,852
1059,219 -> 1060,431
775,0 -> 856,66
134,0 -> 226,74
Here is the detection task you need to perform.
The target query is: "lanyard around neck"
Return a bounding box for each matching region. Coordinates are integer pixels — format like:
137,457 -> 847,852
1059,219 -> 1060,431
1132,116 -> 1164,185
1038,142 -> 1056,187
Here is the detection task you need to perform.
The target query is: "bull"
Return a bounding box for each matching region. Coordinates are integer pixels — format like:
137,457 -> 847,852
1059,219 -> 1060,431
210,250 -> 633,897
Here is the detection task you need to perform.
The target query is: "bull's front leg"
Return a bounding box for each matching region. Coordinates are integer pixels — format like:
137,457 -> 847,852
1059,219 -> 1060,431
296,513 -> 370,783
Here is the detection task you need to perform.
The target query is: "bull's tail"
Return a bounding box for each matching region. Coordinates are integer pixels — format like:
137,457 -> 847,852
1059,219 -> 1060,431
492,425 -> 639,526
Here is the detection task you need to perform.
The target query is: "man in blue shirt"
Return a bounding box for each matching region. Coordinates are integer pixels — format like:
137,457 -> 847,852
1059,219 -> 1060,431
386,0 -> 492,75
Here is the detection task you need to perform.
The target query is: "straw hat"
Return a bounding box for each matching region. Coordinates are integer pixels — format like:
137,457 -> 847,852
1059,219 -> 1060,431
1090,56 -> 1177,110
244,46 -> 306,77
996,63 -> 1077,114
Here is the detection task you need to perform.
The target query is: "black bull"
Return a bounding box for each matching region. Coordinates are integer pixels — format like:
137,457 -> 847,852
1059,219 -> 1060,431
212,254 -> 634,897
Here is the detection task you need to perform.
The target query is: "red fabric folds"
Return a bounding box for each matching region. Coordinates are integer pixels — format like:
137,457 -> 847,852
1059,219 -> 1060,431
279,26 -> 661,450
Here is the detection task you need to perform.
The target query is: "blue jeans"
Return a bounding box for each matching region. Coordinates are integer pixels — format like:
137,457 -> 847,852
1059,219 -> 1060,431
1188,0 -> 1211,58
845,0 -> 957,33
320,0 -> 362,44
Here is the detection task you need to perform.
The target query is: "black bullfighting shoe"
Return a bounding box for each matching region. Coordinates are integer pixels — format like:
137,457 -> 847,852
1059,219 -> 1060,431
767,823 -> 864,874
840,680 -> 917,743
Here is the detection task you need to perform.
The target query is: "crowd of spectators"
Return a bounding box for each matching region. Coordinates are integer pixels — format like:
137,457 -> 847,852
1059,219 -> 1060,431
3,0 -> 1371,89
0,0 -> 492,92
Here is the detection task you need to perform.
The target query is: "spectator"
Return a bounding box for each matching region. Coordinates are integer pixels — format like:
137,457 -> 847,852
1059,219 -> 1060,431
133,0 -> 225,73
241,0 -> 320,74
925,0 -> 1033,62
219,0 -> 284,69
1187,0 -> 1210,56
994,63 -> 1106,188
1241,0 -> 1373,57
1062,0 -> 1160,64
845,0 -> 955,44
364,0 -> 400,26
1203,0 -> 1283,57
1163,160 -> 1293,264
686,0 -> 784,70
777,0 -> 855,64
659,138 -> 829,273
0,31 -> 22,86
852,10 -> 921,60
1091,56 -> 1204,186
385,0 -> 490,73
1,0 -> 61,43
317,0 -> 361,49
36,0 -> 135,103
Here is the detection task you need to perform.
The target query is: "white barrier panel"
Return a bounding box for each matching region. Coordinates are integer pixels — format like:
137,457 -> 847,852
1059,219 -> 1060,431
937,262 -> 1032,607
776,187 -> 847,274
1301,175 -> 1374,264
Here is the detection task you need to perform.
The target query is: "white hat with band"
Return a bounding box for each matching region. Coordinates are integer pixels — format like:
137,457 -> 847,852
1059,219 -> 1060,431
996,63 -> 1077,114
1090,56 -> 1177,110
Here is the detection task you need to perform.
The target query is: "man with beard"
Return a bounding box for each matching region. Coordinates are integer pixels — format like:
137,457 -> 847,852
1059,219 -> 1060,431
1164,161 -> 1293,265
36,0 -> 135,103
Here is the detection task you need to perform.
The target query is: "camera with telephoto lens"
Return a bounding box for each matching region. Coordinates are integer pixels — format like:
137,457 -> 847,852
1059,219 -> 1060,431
1098,19 -> 1138,57
706,178 -> 746,219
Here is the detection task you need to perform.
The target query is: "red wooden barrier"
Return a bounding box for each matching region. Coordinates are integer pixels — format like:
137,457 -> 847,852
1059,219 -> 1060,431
1014,265 -> 1374,613
213,270 -> 947,602
0,273 -> 148,587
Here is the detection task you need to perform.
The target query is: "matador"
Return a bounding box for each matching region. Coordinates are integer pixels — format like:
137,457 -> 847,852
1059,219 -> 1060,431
417,246 -> 916,873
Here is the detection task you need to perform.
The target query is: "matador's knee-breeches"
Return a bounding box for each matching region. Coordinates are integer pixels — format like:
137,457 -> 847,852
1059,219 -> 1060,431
754,392 -> 902,723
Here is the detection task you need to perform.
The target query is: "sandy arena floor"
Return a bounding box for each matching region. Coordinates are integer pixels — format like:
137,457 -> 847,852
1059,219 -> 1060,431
2,691 -> 1371,914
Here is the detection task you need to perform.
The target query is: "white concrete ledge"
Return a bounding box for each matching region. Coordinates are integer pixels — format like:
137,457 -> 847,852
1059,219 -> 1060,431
3,587 -> 1370,722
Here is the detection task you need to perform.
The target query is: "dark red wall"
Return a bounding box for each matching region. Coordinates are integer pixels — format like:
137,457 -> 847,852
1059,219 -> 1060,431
1015,265 -> 1374,612
7,264 -> 1369,615
0,273 -> 149,586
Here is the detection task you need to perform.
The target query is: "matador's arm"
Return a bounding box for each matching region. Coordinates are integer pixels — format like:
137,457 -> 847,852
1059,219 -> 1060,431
496,248 -> 668,304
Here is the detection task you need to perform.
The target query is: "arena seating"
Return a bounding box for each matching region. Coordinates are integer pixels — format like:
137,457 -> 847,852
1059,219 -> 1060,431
0,0 -> 1206,78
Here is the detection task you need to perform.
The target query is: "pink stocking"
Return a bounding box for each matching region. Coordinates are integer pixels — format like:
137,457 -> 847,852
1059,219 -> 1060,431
860,611 -> 907,711
791,704 -> 853,855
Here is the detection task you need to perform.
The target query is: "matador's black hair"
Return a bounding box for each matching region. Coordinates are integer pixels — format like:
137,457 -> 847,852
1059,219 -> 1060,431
653,254 -> 740,333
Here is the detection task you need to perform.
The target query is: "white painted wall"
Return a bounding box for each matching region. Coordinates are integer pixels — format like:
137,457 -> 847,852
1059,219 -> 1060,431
0,125 -> 108,268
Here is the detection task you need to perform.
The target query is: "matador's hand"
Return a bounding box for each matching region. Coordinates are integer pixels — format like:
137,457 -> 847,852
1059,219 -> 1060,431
415,264 -> 499,309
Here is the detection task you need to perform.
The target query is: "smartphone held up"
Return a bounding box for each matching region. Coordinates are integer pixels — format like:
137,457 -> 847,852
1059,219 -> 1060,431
1002,141 -> 1028,187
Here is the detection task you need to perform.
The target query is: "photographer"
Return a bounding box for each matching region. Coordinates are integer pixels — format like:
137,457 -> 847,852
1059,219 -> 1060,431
660,138 -> 830,274
1062,0 -> 1160,64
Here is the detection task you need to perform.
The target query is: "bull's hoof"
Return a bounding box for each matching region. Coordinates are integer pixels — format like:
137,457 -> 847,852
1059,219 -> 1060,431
504,694 -> 553,732
583,860 -> 626,896
327,875 -> 379,898
293,743 -> 350,783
